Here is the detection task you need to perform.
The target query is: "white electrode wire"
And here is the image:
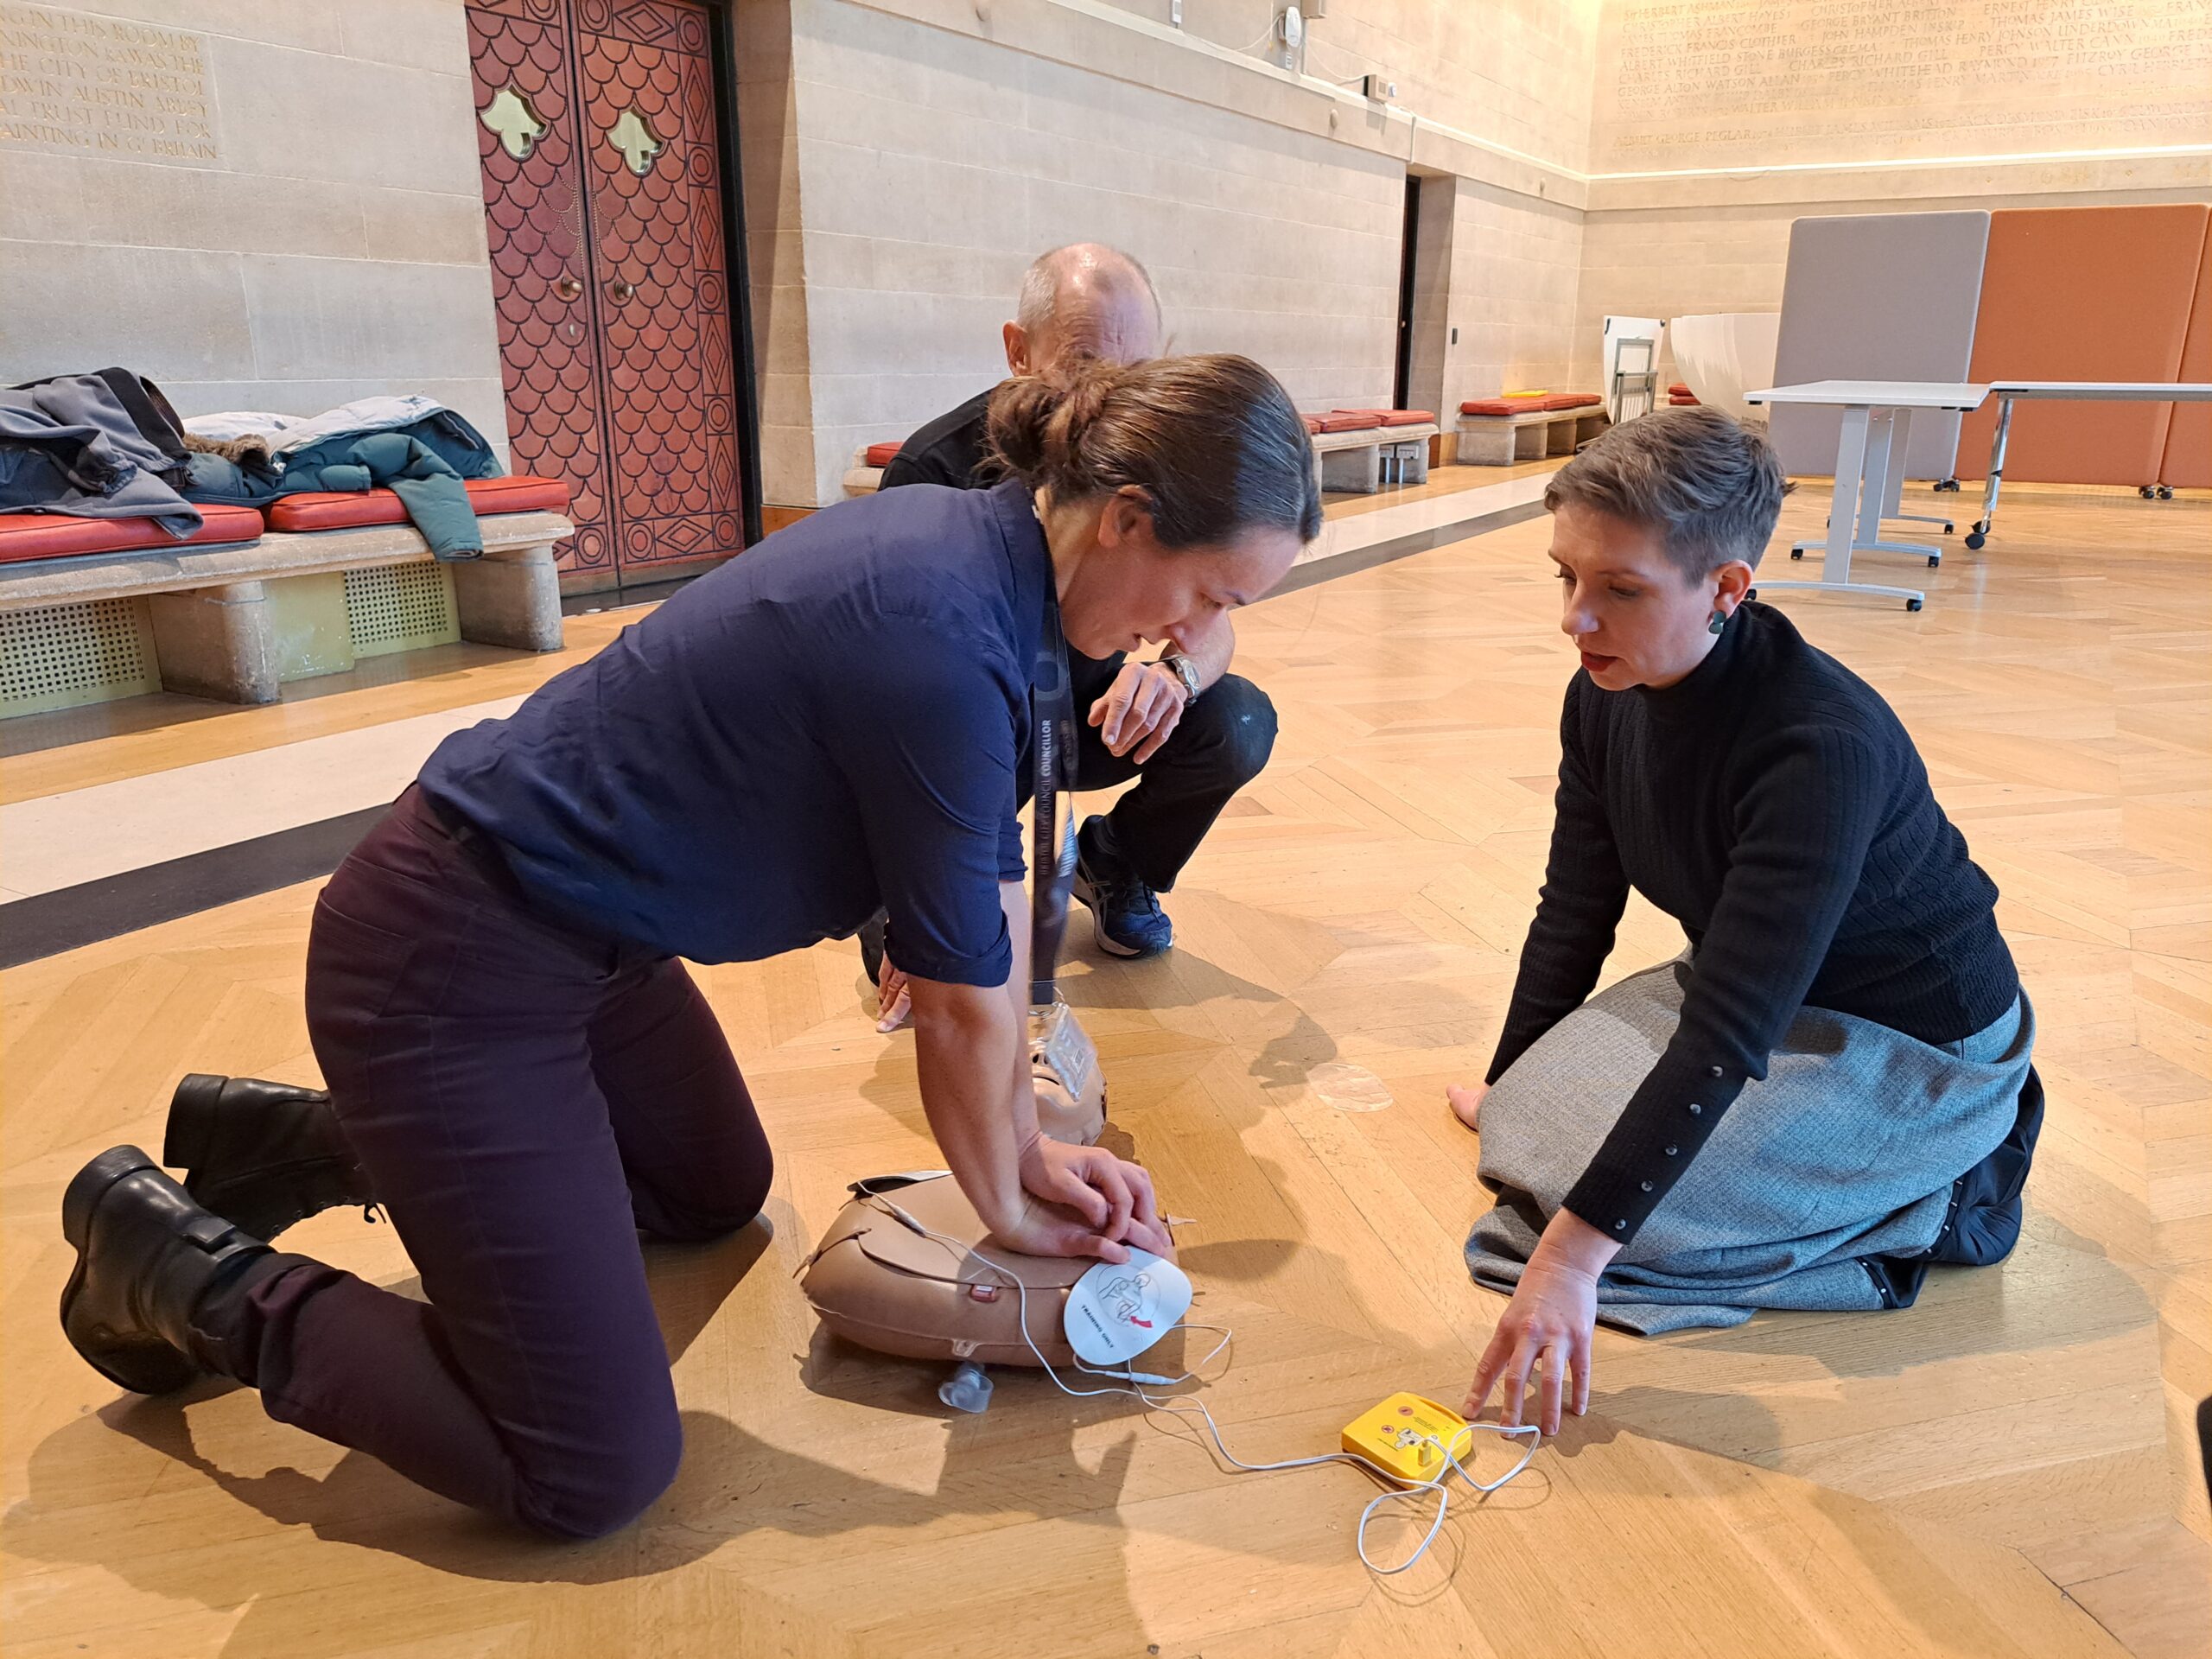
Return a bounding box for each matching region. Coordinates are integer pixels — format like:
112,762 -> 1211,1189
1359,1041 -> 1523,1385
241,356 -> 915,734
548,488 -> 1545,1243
862,1198 -> 1542,1573
1137,1392 -> 1539,1574
1071,1322 -> 1233,1388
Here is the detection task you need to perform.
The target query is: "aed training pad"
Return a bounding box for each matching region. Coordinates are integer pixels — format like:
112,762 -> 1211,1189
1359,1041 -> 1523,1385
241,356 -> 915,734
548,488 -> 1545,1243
799,1173 -> 1178,1370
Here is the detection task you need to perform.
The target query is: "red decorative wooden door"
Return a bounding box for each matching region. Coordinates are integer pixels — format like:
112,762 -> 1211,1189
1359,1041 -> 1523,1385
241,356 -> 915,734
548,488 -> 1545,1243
467,0 -> 747,588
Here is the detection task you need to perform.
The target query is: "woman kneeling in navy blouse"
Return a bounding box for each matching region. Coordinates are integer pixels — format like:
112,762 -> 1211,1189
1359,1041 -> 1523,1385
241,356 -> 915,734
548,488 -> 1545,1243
1452,408 -> 2039,1438
60,355 -> 1321,1538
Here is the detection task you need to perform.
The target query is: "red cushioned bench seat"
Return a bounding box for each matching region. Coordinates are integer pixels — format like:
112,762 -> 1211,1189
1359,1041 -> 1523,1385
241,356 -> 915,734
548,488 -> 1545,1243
1330,409 -> 1437,427
263,474 -> 570,534
1309,411 -> 1438,491
0,504 -> 265,565
1456,393 -> 1608,466
1459,394 -> 1601,416
863,441 -> 904,469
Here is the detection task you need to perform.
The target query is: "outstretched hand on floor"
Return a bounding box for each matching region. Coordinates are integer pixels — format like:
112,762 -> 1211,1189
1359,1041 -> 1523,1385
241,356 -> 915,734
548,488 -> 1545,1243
1465,1206 -> 1618,1435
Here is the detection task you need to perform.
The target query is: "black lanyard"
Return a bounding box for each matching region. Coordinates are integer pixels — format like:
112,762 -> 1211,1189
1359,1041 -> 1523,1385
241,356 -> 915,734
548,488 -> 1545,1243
1028,582 -> 1076,1008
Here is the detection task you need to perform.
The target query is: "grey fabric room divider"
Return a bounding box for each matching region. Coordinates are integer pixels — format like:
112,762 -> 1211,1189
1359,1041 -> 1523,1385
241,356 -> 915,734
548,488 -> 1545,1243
1770,212 -> 1990,480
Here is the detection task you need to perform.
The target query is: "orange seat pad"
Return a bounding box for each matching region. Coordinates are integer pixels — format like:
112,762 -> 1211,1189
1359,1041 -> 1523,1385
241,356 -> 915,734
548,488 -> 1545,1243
0,503 -> 264,565
1332,409 -> 1437,427
263,474 -> 571,533
2160,217 -> 2212,490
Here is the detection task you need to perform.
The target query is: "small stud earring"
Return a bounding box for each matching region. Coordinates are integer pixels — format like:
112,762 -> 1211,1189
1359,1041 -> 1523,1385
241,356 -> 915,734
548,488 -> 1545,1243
1707,607 -> 1727,636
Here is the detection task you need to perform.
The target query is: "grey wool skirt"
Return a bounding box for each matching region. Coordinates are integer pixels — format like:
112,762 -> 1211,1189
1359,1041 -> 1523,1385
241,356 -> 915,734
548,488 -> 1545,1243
1465,958 -> 2037,1333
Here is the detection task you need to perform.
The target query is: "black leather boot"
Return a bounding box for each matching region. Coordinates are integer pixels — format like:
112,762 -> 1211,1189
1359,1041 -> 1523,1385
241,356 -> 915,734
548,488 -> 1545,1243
60,1147 -> 281,1395
164,1073 -> 375,1242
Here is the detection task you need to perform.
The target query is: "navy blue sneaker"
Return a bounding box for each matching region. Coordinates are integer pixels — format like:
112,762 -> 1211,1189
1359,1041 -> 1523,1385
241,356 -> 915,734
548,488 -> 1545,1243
1071,817 -> 1173,958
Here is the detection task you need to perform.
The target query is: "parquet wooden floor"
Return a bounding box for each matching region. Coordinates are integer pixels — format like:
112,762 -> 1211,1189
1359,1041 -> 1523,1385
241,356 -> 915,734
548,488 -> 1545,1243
2,484 -> 2205,1658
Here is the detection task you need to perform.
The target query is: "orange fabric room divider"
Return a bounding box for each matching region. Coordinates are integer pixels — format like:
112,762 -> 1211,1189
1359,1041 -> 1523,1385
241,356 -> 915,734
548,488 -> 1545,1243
1955,204 -> 2207,486
2159,218 -> 2212,491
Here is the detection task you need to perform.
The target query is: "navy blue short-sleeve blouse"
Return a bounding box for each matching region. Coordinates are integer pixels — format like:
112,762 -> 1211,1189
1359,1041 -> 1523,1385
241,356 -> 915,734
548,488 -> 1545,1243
416,479 -> 1050,986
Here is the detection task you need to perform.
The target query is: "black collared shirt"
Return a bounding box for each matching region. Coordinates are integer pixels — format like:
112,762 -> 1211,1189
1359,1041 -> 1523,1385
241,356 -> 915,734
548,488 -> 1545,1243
880,389 -> 998,492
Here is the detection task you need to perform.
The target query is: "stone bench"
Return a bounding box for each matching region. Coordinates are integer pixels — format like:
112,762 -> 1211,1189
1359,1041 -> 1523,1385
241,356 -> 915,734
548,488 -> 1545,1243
842,439 -> 903,497
0,510 -> 574,708
1454,397 -> 1607,466
1309,413 -> 1439,494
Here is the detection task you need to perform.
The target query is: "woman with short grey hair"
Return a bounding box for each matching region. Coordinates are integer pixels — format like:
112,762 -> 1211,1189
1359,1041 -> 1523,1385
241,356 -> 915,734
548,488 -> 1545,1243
1451,407 -> 2039,1437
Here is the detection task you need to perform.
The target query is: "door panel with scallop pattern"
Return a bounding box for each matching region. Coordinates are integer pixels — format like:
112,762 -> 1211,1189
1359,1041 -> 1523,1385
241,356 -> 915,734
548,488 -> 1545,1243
467,0 -> 744,584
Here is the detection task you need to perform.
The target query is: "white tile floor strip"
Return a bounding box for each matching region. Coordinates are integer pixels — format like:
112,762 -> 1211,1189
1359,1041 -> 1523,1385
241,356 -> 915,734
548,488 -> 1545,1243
1293,467 -> 1556,569
0,696 -> 524,899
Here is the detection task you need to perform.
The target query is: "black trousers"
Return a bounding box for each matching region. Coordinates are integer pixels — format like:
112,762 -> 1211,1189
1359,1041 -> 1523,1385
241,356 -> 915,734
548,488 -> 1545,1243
1049,650 -> 1277,892
232,788 -> 773,1538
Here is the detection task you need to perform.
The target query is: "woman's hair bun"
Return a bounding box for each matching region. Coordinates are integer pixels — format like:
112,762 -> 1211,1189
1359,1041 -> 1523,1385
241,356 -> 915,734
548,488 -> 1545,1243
982,353 -> 1320,549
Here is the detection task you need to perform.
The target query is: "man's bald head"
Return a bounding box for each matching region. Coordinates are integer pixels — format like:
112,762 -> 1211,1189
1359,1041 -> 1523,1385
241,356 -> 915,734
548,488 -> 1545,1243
1004,243 -> 1162,378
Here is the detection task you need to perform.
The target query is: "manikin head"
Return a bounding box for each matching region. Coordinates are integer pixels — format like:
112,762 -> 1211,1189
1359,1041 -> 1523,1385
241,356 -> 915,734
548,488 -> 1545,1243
986,354 -> 1319,662
1544,407 -> 1789,691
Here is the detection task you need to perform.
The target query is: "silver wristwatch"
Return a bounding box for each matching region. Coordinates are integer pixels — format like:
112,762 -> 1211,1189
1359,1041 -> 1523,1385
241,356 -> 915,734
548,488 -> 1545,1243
1159,650 -> 1201,703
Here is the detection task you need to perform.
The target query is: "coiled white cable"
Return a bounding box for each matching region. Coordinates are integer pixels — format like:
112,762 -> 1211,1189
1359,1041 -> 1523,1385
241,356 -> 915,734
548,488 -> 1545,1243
862,1197 -> 1541,1574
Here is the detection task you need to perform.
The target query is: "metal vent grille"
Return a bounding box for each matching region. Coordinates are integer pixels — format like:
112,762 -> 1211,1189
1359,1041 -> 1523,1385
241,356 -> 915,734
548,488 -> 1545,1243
345,564 -> 459,658
0,599 -> 160,717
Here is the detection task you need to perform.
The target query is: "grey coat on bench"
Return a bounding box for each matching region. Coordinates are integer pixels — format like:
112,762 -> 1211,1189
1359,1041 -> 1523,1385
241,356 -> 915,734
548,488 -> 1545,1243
0,376 -> 203,536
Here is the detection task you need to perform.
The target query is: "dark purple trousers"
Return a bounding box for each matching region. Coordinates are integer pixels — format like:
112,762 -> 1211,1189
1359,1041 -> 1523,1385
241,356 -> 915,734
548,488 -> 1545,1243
230,786 -> 772,1537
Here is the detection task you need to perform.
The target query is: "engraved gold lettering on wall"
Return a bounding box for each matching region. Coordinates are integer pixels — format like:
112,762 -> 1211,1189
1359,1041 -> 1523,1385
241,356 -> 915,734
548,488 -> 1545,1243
0,1 -> 218,162
1595,0 -> 2212,172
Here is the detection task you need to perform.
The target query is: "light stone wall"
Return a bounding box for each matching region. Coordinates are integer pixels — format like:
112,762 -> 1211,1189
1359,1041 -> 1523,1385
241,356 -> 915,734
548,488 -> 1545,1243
1592,0 -> 2209,176
1443,175 -> 1585,399
1402,168 -> 1454,416
758,0 -> 1598,504
772,0 -> 1421,505
1402,169 -> 1586,421
1573,0 -> 2212,391
736,0 -> 816,509
0,0 -> 505,450
1104,0 -> 1601,176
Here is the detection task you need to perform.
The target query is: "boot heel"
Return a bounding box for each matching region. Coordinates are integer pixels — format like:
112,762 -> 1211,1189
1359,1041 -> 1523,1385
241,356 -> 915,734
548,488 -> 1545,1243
61,1146 -> 155,1252
60,1147 -> 202,1395
162,1074 -> 228,1170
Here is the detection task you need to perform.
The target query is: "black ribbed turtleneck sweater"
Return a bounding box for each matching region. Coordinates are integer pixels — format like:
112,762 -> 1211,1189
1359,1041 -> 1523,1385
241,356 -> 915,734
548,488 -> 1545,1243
1486,601 -> 2019,1243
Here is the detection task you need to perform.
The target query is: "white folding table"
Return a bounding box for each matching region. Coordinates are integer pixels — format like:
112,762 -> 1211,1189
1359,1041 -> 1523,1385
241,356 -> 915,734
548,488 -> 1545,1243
1744,380 -> 1990,612
1965,380 -> 2212,548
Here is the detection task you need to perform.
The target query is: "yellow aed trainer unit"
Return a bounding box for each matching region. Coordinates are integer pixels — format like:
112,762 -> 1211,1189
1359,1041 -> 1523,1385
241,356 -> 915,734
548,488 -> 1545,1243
1341,1391 -> 1476,1486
